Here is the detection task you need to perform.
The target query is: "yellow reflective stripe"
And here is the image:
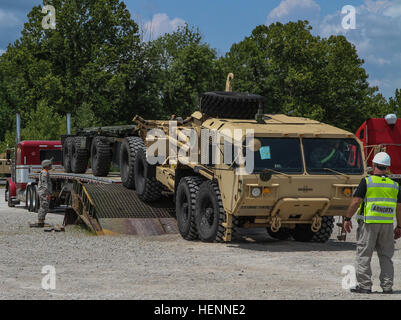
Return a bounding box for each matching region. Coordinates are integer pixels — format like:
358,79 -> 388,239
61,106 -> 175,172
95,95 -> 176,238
356,215 -> 393,222
365,198 -> 398,203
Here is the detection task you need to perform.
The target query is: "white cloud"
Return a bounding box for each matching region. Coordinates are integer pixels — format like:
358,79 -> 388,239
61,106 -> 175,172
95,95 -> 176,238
0,9 -> 19,27
143,13 -> 186,41
0,49 -> 5,56
265,0 -> 401,98
316,0 -> 401,97
266,0 -> 321,25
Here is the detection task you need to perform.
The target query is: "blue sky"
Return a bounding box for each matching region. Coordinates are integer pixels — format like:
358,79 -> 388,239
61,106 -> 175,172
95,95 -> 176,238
0,0 -> 400,99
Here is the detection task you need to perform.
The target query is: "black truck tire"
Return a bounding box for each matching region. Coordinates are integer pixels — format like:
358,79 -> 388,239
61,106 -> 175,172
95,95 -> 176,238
91,136 -> 111,177
267,227 -> 292,241
120,137 -> 145,189
63,137 -> 73,173
71,137 -> 89,174
291,216 -> 335,243
311,216 -> 335,243
176,176 -> 203,240
26,186 -> 32,211
5,183 -> 9,203
7,188 -> 14,208
134,148 -> 163,202
195,180 -> 239,243
33,186 -> 40,213
200,91 -> 265,119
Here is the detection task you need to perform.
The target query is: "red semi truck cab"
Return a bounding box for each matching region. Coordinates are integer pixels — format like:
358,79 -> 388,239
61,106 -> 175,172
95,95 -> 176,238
356,114 -> 401,181
6,141 -> 62,206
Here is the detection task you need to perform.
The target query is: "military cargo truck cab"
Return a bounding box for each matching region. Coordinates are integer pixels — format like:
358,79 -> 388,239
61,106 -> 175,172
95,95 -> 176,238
129,93 -> 366,243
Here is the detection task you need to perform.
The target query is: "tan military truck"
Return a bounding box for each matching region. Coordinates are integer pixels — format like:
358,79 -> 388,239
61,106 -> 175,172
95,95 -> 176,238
0,151 -> 11,176
121,90 -> 365,243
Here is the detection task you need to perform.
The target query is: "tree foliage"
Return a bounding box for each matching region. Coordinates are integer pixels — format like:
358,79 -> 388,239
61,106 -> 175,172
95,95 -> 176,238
0,7 -> 398,152
220,21 -> 391,132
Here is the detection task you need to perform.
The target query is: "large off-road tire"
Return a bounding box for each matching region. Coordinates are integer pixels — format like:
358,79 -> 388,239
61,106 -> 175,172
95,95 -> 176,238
71,137 -> 89,174
195,180 -> 239,243
267,227 -> 292,241
311,216 -> 335,243
63,137 -> 73,173
200,91 -> 265,119
91,136 -> 111,177
134,148 -> 163,202
120,137 -> 145,189
291,216 -> 335,243
176,176 -> 203,240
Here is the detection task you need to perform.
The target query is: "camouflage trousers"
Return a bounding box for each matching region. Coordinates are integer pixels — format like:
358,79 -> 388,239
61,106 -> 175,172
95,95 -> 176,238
38,193 -> 50,222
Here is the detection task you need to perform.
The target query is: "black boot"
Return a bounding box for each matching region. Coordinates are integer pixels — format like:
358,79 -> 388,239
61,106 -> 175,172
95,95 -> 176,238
382,289 -> 393,294
29,222 -> 45,228
350,286 -> 371,294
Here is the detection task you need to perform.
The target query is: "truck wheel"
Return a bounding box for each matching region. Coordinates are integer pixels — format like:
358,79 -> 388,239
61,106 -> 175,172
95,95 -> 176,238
311,216 -> 335,243
267,227 -> 292,241
71,137 -> 89,174
5,183 -> 9,203
26,186 -> 31,211
291,217 -> 334,243
134,148 -> 163,202
195,180 -> 235,243
63,137 -> 73,173
91,136 -> 111,177
120,137 -> 145,189
33,186 -> 40,213
176,176 -> 203,240
200,91 -> 265,119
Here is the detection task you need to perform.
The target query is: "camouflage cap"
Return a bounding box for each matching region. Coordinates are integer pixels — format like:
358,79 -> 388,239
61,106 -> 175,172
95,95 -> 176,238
42,159 -> 52,168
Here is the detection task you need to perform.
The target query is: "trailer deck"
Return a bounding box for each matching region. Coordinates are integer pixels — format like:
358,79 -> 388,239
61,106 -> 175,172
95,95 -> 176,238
29,171 -> 178,236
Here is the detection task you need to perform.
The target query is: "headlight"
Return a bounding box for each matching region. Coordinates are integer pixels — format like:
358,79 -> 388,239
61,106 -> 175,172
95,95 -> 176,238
251,187 -> 262,197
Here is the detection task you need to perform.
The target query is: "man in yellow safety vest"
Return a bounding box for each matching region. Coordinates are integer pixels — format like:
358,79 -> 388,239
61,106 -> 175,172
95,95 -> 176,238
344,152 -> 401,294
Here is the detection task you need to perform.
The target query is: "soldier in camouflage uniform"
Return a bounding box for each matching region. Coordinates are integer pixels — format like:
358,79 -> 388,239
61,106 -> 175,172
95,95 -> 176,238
31,159 -> 52,228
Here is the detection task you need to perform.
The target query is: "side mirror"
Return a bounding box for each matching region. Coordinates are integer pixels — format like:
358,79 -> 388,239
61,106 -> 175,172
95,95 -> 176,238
246,138 -> 262,152
260,170 -> 272,182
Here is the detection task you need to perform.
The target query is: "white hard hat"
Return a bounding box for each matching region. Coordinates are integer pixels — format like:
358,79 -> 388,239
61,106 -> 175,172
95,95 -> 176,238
373,152 -> 391,167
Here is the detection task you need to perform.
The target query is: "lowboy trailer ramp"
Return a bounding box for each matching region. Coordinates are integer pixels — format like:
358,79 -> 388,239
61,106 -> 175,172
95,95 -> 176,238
29,172 -> 178,236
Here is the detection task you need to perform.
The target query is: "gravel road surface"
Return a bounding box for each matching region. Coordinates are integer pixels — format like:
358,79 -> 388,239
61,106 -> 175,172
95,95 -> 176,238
0,189 -> 400,300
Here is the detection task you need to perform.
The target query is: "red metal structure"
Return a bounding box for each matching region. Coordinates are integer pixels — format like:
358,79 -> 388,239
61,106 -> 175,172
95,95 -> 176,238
356,114 -> 401,181
5,140 -> 62,208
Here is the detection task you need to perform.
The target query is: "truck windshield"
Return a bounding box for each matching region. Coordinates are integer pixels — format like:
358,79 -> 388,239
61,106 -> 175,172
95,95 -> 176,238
303,138 -> 363,175
252,138 -> 303,174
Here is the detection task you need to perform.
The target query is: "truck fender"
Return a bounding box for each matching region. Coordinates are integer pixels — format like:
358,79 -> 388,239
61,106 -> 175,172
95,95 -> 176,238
6,178 -> 17,198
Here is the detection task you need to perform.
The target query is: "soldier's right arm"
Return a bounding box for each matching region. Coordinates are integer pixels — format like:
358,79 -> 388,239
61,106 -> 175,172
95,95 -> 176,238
396,203 -> 401,228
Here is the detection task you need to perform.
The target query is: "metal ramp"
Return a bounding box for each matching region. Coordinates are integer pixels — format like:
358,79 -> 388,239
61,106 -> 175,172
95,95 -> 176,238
70,181 -> 178,236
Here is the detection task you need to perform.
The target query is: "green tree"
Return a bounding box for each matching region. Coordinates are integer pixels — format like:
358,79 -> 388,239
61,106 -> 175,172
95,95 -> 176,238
220,21 -> 389,132
143,25 -> 221,119
0,0 -> 143,137
389,89 -> 401,116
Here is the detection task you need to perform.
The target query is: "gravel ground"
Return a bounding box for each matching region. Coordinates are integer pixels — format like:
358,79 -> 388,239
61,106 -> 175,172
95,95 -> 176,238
0,189 -> 400,300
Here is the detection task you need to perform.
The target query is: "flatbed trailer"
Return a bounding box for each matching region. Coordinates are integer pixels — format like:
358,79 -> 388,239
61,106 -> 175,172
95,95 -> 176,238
27,171 -> 178,236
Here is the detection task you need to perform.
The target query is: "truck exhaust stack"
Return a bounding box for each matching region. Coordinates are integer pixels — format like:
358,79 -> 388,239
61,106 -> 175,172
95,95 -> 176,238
67,113 -> 71,135
16,113 -> 21,144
